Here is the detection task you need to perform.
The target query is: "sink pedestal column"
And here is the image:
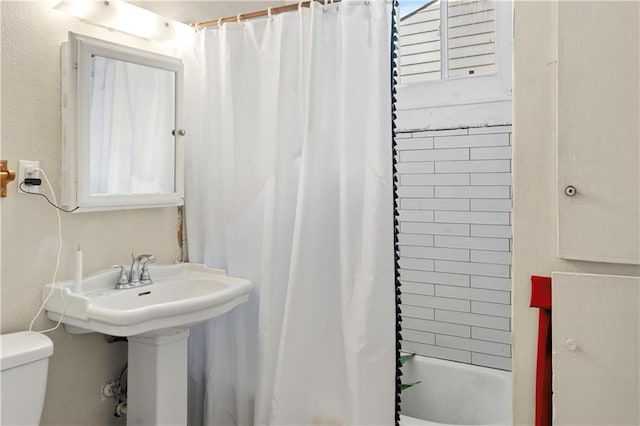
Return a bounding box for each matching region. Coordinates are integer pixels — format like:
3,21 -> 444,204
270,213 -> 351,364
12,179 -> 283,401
127,328 -> 190,426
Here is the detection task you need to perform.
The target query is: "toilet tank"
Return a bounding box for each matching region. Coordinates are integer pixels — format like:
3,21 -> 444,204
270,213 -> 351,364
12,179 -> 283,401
0,331 -> 54,426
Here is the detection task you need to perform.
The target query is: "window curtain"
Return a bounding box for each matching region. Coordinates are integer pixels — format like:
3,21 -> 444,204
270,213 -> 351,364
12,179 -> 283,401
182,2 -> 394,424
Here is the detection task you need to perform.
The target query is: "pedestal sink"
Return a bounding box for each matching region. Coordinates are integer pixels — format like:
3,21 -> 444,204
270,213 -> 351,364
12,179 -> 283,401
43,263 -> 252,426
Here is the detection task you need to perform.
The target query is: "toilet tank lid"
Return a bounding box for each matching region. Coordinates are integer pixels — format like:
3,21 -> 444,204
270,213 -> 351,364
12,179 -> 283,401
0,332 -> 53,371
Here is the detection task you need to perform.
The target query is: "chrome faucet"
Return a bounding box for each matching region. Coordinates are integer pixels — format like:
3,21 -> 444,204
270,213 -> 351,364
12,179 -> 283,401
111,253 -> 156,289
129,254 -> 156,285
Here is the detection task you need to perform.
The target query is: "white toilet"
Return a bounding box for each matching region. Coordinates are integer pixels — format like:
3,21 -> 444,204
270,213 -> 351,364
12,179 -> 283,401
0,331 -> 54,425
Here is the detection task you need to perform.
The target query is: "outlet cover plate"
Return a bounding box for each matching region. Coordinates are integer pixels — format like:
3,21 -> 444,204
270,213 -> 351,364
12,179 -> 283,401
17,160 -> 40,194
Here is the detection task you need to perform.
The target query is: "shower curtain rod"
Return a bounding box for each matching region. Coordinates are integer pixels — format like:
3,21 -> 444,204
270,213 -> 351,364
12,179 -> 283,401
192,0 -> 343,28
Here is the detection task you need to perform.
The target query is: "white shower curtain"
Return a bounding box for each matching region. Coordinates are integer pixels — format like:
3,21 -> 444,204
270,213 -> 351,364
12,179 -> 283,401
183,2 -> 394,425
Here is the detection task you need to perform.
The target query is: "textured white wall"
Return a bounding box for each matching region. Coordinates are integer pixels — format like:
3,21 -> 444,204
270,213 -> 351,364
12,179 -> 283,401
0,2 -> 181,424
512,1 -> 640,424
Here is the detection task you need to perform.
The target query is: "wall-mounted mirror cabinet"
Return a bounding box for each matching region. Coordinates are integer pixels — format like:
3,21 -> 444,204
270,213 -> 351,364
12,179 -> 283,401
61,32 -> 184,212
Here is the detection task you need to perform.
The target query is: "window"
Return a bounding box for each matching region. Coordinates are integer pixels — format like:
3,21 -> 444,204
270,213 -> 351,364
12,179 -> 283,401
394,0 -> 511,125
399,0 -> 497,83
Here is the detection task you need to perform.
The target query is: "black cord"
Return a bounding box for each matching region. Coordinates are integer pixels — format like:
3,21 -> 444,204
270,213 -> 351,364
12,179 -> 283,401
19,182 -> 79,213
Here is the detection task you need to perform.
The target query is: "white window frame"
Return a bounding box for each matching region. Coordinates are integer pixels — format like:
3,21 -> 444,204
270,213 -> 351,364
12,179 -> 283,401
396,0 -> 513,111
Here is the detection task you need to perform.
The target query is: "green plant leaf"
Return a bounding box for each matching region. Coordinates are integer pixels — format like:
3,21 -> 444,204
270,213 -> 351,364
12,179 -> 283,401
400,381 -> 421,391
399,354 -> 421,392
399,353 -> 416,366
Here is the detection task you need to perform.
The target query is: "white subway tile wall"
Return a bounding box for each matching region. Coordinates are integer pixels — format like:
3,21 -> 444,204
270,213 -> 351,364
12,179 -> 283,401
397,126 -> 512,371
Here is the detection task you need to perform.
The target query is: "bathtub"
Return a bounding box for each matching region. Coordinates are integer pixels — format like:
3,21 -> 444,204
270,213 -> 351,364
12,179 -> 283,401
399,355 -> 512,426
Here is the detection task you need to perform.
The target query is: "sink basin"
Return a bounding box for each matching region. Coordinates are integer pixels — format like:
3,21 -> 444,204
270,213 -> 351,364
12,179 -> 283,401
43,263 -> 252,336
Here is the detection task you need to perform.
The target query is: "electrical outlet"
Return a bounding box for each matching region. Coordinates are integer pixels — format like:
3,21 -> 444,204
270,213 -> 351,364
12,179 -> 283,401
17,160 -> 41,194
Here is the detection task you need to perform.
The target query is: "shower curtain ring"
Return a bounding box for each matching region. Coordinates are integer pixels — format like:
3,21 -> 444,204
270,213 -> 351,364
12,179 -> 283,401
268,7 -> 273,19
236,13 -> 243,24
323,0 -> 328,12
217,18 -> 223,28
298,0 -> 305,12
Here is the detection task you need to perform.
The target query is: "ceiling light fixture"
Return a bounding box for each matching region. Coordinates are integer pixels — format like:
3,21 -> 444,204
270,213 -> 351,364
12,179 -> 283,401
51,0 -> 193,45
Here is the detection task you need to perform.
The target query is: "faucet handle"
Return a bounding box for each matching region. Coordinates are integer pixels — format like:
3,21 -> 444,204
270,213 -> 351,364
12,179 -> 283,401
135,254 -> 155,262
140,255 -> 157,266
139,256 -> 157,285
111,265 -> 130,288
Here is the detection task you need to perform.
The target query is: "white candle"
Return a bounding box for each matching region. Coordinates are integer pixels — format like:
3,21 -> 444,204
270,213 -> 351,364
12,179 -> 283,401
73,245 -> 83,293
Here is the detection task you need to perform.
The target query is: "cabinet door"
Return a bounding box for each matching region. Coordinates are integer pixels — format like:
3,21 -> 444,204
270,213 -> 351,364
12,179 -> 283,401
557,1 -> 639,264
552,272 -> 640,425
